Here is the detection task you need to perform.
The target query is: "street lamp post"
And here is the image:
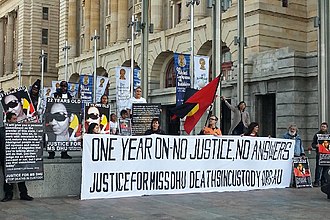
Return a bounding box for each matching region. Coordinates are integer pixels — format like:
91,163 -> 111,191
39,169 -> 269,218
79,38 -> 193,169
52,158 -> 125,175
39,50 -> 46,120
237,0 -> 245,102
91,30 -> 100,103
208,0 -> 222,117
186,0 -> 200,89
62,40 -> 71,82
130,15 -> 136,98
141,0 -> 149,100
17,61 -> 22,87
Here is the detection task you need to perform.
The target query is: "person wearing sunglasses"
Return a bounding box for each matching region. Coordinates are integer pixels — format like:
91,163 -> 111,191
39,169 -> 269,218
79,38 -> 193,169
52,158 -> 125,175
0,112 -> 34,202
47,103 -> 73,159
53,81 -> 72,99
201,115 -> 222,136
3,94 -> 27,122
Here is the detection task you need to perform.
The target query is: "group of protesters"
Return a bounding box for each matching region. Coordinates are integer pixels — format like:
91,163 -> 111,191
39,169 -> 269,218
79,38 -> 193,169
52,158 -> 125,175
0,78 -> 329,202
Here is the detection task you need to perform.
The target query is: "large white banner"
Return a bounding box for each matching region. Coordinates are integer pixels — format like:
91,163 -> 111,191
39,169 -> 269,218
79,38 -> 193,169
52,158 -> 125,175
81,135 -> 294,200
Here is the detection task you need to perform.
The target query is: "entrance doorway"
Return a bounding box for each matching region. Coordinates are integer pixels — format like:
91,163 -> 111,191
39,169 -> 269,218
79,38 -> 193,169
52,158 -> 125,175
256,94 -> 276,137
164,104 -> 180,135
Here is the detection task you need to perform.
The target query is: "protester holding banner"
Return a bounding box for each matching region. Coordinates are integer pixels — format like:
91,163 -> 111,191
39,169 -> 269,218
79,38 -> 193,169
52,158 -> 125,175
221,96 -> 250,135
144,118 -> 165,135
311,122 -> 329,187
244,122 -> 259,137
201,115 -> 222,136
0,112 -> 33,202
128,86 -> 146,114
283,124 -> 305,157
53,81 -> 72,99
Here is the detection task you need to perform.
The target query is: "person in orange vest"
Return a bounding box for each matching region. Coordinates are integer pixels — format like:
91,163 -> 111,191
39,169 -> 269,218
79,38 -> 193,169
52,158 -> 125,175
201,115 -> 222,136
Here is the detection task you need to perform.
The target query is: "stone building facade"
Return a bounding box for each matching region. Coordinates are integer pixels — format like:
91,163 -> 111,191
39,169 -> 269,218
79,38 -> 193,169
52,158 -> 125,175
0,0 -> 59,89
57,0 -> 319,144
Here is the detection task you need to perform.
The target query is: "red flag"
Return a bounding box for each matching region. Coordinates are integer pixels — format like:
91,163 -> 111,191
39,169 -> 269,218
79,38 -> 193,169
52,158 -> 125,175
184,76 -> 220,134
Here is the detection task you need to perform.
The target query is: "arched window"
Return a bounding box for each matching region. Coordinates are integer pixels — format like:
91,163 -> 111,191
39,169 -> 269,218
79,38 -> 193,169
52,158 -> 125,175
165,58 -> 176,87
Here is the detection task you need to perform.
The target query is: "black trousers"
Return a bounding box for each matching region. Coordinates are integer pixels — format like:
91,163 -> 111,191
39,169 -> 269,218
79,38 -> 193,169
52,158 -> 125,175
1,160 -> 28,197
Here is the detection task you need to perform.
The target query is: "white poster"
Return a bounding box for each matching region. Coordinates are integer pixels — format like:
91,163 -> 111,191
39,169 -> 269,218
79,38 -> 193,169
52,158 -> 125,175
115,67 -> 131,115
96,76 -> 109,103
194,55 -> 209,90
52,80 -> 61,94
81,135 -> 294,200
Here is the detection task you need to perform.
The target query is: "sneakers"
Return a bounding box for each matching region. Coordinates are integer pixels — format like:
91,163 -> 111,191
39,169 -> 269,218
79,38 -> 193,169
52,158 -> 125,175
20,194 -> 34,201
1,195 -> 13,202
61,152 -> 72,159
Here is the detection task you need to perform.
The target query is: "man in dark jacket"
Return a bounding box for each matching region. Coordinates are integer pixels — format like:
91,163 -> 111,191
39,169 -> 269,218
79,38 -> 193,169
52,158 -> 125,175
53,81 -> 72,99
312,122 -> 329,187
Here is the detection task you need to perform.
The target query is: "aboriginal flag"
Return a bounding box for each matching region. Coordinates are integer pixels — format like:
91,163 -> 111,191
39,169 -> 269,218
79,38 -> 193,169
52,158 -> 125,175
170,75 -> 220,134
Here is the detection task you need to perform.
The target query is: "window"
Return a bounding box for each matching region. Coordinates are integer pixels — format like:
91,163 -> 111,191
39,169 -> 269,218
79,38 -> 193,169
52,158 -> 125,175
42,7 -> 49,20
170,1 -> 182,28
42,29 -> 48,45
282,0 -> 288,7
40,53 -> 48,72
165,58 -> 176,88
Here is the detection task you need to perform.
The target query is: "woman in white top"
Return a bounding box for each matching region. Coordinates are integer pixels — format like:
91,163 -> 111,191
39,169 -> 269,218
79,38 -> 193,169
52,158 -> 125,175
128,86 -> 147,114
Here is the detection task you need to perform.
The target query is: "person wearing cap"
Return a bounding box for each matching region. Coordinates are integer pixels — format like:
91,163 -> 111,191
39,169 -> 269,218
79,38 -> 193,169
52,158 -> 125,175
53,81 -> 72,99
29,79 -> 41,110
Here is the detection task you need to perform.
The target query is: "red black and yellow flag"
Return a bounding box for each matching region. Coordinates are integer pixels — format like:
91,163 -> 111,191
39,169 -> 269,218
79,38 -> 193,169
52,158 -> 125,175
170,75 -> 220,134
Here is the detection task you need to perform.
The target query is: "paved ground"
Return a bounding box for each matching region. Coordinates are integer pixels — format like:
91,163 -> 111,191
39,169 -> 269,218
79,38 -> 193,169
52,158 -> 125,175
0,187 -> 329,220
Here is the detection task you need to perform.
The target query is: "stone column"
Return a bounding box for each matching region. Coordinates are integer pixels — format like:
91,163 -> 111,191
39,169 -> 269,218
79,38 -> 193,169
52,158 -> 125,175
110,0 -> 118,45
90,0 -> 100,49
5,12 -> 14,75
0,18 -> 4,77
68,0 -> 77,57
151,0 -> 163,32
84,0 -> 91,52
117,0 -> 128,42
181,2 -> 189,24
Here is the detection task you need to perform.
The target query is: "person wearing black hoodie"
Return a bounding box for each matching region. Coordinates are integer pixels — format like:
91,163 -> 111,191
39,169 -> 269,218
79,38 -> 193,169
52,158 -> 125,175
29,79 -> 41,111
